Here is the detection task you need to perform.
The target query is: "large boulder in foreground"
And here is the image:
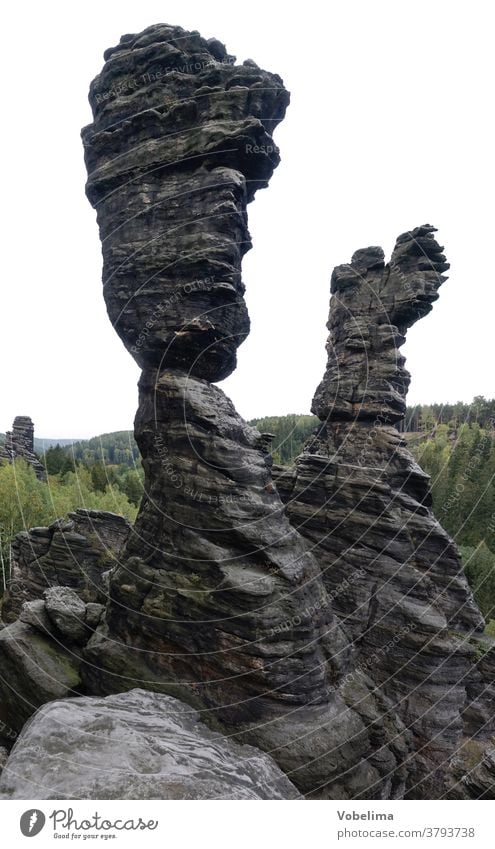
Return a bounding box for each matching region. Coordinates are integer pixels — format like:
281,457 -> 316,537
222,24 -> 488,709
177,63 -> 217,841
0,689 -> 301,800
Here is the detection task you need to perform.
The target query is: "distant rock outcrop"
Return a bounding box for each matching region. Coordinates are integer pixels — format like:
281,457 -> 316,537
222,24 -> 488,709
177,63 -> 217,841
0,689 -> 301,799
0,416 -> 45,480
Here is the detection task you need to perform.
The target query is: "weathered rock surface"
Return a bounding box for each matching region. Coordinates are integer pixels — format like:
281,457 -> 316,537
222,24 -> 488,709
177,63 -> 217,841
0,689 -> 301,799
0,416 -> 45,480
462,637 -> 495,739
1,509 -> 131,623
19,592 -> 104,643
19,599 -> 54,634
82,23 -> 289,381
311,228 -> 449,423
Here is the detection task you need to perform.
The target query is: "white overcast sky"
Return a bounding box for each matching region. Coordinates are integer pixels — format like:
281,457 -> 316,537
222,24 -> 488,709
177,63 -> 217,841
1,0 -> 493,438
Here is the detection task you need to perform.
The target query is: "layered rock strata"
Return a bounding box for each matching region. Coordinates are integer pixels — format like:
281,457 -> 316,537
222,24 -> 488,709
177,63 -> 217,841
1,509 -> 131,623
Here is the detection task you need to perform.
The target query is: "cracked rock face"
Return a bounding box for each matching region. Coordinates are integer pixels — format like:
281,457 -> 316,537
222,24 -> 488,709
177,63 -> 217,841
0,618 -> 82,743
82,23 -> 289,381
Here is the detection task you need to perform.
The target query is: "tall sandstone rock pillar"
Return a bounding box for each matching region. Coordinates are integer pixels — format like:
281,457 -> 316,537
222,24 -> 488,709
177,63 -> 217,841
82,26 -> 494,798
276,227 -> 494,797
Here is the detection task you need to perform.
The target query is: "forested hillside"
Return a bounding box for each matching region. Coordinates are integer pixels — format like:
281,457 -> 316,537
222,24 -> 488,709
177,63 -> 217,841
0,460 -> 139,588
405,396 -> 495,432
64,431 -> 140,467
248,415 -> 317,464
411,420 -> 495,626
